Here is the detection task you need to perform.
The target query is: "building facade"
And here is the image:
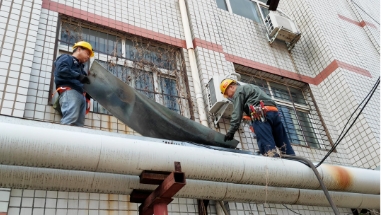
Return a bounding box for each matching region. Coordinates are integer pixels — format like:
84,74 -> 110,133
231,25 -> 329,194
0,0 -> 379,214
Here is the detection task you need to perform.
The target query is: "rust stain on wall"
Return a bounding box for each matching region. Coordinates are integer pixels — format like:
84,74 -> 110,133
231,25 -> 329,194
326,165 -> 353,190
108,115 -> 112,132
107,194 -> 119,215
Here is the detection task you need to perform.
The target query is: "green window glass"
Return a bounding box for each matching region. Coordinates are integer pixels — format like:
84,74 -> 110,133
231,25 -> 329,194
230,0 -> 261,22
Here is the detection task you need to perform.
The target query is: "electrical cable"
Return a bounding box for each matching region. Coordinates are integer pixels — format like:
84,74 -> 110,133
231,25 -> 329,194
218,201 -> 230,215
315,77 -> 379,168
334,77 -> 379,145
315,77 -> 380,168
351,0 -> 380,25
283,155 -> 340,215
282,204 -> 303,215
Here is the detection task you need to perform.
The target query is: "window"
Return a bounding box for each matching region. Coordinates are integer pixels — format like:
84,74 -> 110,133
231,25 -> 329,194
215,0 -> 269,23
61,22 -> 123,56
240,74 -> 330,149
270,82 -> 306,105
125,40 -> 173,70
160,77 -> 180,112
230,0 -> 261,22
277,105 -> 320,148
56,21 -> 187,116
216,0 -> 229,11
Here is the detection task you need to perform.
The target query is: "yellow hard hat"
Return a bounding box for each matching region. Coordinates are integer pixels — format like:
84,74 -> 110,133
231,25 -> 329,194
220,79 -> 236,95
73,41 -> 94,57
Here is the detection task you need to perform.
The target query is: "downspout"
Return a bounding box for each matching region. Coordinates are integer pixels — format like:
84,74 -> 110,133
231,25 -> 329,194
0,120 -> 379,195
0,165 -> 379,209
178,0 -> 209,127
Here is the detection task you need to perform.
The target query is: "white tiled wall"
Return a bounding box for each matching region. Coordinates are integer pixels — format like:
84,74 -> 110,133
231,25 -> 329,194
53,0 -> 185,41
4,189 -> 359,215
24,8 -> 57,122
0,188 -> 11,213
6,189 -> 210,215
228,202 -> 352,215
280,0 -> 380,169
0,0 -> 42,118
280,0 -> 335,77
8,189 -> 140,215
348,0 -> 380,50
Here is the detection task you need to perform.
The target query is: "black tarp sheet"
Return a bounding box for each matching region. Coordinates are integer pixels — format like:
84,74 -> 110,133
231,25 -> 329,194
84,61 -> 239,148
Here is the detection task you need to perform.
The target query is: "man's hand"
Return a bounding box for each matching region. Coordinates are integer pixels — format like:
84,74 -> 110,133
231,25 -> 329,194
78,75 -> 90,84
224,131 -> 235,142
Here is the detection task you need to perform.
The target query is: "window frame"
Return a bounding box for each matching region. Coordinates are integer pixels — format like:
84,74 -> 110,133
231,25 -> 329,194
54,20 -> 189,116
217,0 -> 291,24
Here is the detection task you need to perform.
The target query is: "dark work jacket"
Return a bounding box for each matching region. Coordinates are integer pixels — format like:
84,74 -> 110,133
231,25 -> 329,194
54,54 -> 87,94
228,84 -> 277,134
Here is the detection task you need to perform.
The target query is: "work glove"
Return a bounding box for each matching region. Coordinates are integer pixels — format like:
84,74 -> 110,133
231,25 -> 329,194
224,131 -> 235,142
78,75 -> 90,84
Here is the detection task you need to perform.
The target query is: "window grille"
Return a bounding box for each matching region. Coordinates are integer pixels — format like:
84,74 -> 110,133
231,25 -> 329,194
56,20 -> 189,116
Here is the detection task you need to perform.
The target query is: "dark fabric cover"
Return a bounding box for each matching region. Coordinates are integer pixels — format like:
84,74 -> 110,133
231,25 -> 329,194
84,61 -> 239,148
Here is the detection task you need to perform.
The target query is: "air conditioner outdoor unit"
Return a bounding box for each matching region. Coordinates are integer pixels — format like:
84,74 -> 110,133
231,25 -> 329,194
207,76 -> 234,125
207,75 -> 246,127
264,11 -> 301,50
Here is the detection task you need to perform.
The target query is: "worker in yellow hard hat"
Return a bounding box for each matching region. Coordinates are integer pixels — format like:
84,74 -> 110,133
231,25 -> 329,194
53,41 -> 94,126
220,79 -> 237,98
220,78 -> 295,157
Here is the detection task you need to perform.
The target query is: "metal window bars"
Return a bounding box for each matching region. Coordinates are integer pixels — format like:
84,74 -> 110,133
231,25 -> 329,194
57,20 -> 191,118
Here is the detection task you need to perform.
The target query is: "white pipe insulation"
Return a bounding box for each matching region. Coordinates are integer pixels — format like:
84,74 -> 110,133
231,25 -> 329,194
0,165 -> 379,209
0,120 -> 379,195
178,0 -> 209,127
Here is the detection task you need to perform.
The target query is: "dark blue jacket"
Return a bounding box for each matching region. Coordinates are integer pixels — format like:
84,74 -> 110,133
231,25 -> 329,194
54,54 -> 87,94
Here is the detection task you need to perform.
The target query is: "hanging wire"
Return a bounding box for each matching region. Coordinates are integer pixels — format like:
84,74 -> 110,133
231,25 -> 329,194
282,204 -> 303,215
351,0 -> 380,25
283,155 -> 340,214
315,77 -> 380,168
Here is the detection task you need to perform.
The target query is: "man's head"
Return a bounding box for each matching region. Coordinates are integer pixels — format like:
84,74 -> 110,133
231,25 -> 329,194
220,79 -> 238,99
72,41 -> 94,63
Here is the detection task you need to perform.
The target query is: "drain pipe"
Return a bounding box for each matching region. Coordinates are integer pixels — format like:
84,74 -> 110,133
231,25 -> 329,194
0,165 -> 379,209
179,0 -> 209,127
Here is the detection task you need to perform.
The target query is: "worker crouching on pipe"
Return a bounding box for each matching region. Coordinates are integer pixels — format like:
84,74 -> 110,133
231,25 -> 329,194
220,79 -> 296,157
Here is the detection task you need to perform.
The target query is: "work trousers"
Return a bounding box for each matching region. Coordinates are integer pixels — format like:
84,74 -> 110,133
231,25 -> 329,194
252,111 -> 295,156
59,89 -> 86,127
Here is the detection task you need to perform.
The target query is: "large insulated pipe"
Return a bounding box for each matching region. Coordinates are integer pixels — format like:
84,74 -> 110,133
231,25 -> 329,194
0,121 -> 379,195
178,0 -> 209,127
0,165 -> 379,209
